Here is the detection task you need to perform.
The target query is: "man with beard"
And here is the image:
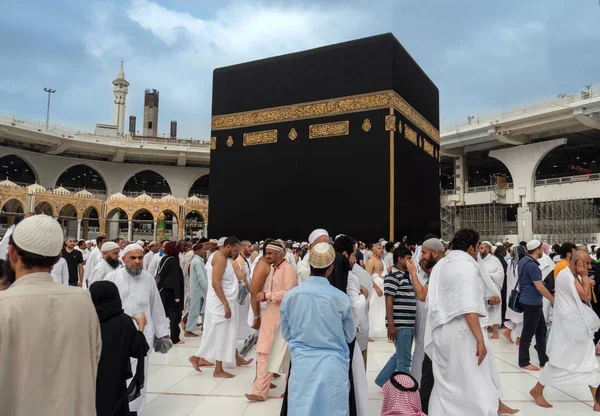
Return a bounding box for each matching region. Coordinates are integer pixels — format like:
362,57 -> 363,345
88,241 -> 121,285
143,240 -> 159,272
479,241 -> 505,339
246,241 -> 297,402
405,238 -> 444,412
105,244 -> 170,415
83,235 -> 106,287
192,237 -> 253,378
0,215 -> 101,416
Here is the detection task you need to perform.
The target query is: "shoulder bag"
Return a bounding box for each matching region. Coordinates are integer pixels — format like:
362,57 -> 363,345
508,260 -> 524,313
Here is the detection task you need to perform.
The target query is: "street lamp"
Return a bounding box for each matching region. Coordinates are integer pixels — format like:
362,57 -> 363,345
43,88 -> 56,130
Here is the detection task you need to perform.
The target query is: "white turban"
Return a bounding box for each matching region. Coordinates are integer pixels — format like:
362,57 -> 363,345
308,229 -> 329,245
122,243 -> 144,256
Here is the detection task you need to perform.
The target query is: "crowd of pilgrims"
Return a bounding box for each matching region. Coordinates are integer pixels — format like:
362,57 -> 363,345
1,215 -> 600,415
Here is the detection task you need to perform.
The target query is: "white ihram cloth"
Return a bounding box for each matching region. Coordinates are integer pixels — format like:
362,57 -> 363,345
539,253 -> 556,324
237,255 -> 253,340
347,265 -> 369,351
88,259 -> 117,286
369,272 -> 387,337
540,267 -> 600,387
143,251 -> 154,271
296,252 -> 310,284
195,254 -> 239,364
104,267 -> 169,412
479,254 -> 504,326
504,259 -> 523,337
410,269 -> 429,384
50,257 -> 69,285
425,250 -> 502,416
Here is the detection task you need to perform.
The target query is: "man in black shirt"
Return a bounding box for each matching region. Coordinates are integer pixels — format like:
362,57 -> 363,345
62,236 -> 84,286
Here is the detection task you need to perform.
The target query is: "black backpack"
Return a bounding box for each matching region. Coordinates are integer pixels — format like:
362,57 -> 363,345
543,269 -> 555,294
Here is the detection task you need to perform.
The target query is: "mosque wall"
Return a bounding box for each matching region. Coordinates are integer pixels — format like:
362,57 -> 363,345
0,147 -> 209,198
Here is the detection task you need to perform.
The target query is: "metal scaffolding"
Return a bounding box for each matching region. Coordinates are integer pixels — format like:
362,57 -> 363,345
441,204 -> 508,243
533,199 -> 599,244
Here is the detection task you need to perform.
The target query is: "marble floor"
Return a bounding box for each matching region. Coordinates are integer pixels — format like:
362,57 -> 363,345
143,332 -> 599,416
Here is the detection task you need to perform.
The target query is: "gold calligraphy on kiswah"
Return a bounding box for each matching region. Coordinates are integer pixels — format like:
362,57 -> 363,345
309,121 -> 349,139
242,129 -> 278,146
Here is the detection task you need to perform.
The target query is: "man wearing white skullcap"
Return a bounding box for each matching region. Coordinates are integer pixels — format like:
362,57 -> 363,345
105,243 -> 169,413
0,215 -> 101,416
88,241 -> 121,286
83,235 -> 106,288
297,228 -> 330,284
280,242 -> 356,416
478,241 -> 505,339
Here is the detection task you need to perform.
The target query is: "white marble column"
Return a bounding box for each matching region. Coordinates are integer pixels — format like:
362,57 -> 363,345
76,218 -> 82,240
153,221 -> 157,241
128,220 -> 133,242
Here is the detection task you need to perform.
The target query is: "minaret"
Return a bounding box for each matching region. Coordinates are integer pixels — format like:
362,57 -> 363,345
112,61 -> 129,135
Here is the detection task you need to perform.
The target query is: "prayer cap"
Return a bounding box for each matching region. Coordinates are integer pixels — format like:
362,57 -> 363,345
480,241 -> 492,248
422,238 -> 445,252
293,243 -> 300,248
65,235 -> 76,241
526,239 -> 542,251
135,240 -> 144,246
122,243 -> 144,256
209,239 -> 218,244
12,214 -> 64,257
148,240 -> 158,246
101,241 -> 120,252
309,243 -> 335,269
308,228 -> 329,245
218,237 -> 226,247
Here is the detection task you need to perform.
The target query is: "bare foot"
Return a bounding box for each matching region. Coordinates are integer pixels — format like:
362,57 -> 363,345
498,400 -> 519,414
368,338 -> 375,343
280,393 -> 285,398
214,370 -> 235,379
491,334 -> 499,340
530,388 -> 552,408
503,329 -> 513,343
521,364 -> 540,371
272,373 -> 281,379
184,331 -> 199,337
180,321 -> 186,331
270,383 -> 276,389
236,356 -> 254,366
188,356 -> 202,372
175,340 -> 185,345
596,344 -> 600,356
245,393 -> 266,402
197,358 -> 214,367
388,339 -> 393,343
593,402 -> 600,411
516,337 -> 520,346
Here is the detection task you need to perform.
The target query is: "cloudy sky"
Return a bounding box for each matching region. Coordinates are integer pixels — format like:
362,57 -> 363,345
1,0 -> 599,138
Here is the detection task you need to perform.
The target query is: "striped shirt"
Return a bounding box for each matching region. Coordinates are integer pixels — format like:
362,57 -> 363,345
384,267 -> 416,328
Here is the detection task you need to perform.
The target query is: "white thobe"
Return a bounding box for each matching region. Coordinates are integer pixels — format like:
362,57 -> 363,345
504,259 -> 523,336
285,250 -> 297,270
479,254 -> 504,326
195,254 -> 239,363
425,250 -> 501,416
88,260 -> 117,286
83,247 -> 101,283
540,267 -> 600,388
237,255 -> 253,340
50,257 -> 69,285
368,273 -> 386,337
143,251 -> 154,271
347,266 -> 369,352
539,253 -> 556,323
411,269 -> 429,384
296,253 -> 310,284
104,268 -> 169,412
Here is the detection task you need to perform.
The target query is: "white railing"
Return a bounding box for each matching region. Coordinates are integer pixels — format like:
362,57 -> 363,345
466,183 -> 514,193
535,173 -> 600,186
0,113 -> 211,150
441,84 -> 600,134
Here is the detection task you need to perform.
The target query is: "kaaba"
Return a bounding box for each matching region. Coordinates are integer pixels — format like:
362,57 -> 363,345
208,33 -> 440,243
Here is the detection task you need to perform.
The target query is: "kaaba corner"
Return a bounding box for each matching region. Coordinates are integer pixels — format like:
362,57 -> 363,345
208,33 -> 441,242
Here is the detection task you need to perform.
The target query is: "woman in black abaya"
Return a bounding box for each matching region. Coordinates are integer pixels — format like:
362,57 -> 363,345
90,280 -> 150,416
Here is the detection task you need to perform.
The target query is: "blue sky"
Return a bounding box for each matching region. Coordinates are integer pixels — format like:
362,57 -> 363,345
1,0 -> 599,138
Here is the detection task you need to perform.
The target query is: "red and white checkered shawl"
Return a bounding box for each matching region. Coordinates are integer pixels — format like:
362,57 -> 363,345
381,373 -> 426,416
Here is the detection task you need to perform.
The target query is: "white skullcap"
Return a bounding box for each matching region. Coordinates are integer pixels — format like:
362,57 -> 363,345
135,240 -> 144,246
122,243 -> 144,256
480,241 -> 492,248
101,241 -> 120,252
12,214 -> 64,257
308,229 -> 329,245
218,237 -> 226,247
526,239 -> 542,251
309,243 -> 335,268
422,238 -> 445,252
495,242 -> 503,247
209,239 -> 218,244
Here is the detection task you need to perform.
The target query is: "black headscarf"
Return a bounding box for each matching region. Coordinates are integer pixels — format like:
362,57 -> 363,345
90,280 -> 124,322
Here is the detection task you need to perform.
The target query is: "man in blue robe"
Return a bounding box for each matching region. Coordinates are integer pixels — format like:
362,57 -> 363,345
280,242 -> 356,416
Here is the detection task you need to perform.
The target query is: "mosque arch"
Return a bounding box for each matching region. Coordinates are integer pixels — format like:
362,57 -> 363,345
534,138 -> 600,182
157,209 -> 178,240
105,208 -> 129,240
58,203 -> 80,219
0,154 -> 38,185
184,210 -> 204,237
82,206 -> 100,240
55,164 -> 108,193
123,170 -> 172,196
34,201 -> 56,216
188,174 -> 210,197
0,198 -> 25,228
132,208 -> 155,240
465,151 -> 512,189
